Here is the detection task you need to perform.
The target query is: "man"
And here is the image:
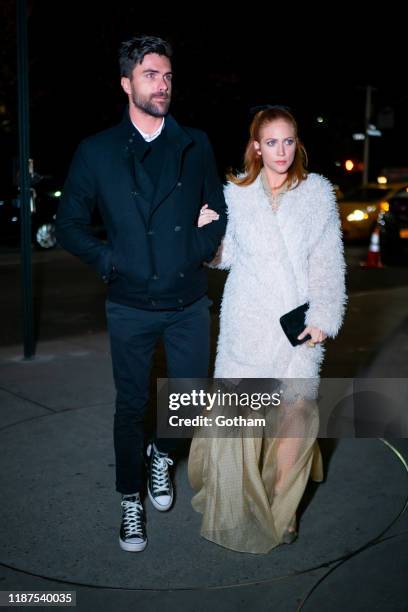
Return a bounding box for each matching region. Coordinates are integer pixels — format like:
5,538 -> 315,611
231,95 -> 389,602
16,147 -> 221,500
56,35 -> 227,552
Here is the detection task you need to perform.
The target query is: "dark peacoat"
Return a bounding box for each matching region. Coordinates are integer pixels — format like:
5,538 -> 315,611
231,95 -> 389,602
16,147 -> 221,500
56,109 -> 227,309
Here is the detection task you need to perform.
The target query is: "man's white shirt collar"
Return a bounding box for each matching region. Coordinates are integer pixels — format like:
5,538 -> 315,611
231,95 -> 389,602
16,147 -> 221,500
131,118 -> 165,142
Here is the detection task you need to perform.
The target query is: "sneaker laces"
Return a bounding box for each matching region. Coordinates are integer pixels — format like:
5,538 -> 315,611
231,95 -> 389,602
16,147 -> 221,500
121,497 -> 144,538
151,452 -> 174,494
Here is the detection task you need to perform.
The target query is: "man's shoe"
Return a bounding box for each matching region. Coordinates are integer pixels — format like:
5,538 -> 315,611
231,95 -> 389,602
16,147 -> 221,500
119,494 -> 147,552
146,443 -> 174,511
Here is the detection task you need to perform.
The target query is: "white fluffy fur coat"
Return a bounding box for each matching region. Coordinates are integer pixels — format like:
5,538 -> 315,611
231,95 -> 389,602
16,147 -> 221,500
213,172 -> 347,380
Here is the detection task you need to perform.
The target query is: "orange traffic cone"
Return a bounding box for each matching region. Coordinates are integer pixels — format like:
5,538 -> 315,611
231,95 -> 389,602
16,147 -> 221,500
360,226 -> 384,268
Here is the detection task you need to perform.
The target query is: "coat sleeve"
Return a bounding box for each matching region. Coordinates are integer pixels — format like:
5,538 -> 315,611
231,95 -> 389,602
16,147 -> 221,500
208,219 -> 235,269
55,142 -> 115,282
193,133 -> 228,263
304,181 -> 347,338
207,186 -> 235,269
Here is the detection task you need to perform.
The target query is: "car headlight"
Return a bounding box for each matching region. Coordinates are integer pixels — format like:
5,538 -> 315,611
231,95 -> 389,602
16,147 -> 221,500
346,209 -> 369,222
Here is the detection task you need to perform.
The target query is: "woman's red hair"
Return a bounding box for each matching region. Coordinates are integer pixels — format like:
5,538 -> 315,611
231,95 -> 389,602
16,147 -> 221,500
227,107 -> 308,187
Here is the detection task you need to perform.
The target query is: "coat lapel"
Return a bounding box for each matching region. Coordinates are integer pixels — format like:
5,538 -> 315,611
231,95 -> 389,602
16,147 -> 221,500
119,109 -> 193,220
123,131 -> 154,198
149,115 -> 192,217
132,157 -> 155,202
150,144 -> 182,214
121,120 -> 154,224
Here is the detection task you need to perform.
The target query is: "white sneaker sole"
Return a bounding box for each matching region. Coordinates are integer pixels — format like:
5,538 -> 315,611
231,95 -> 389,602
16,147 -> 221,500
148,487 -> 173,511
119,537 -> 147,552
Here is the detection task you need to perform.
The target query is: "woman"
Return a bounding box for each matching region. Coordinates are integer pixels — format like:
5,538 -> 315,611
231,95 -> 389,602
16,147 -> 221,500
188,107 -> 347,553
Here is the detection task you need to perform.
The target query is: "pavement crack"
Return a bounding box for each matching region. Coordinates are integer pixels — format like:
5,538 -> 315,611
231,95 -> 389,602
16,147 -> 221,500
0,385 -> 56,413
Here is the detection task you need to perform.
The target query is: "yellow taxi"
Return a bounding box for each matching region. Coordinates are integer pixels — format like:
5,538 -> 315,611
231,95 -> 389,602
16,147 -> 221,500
338,180 -> 407,241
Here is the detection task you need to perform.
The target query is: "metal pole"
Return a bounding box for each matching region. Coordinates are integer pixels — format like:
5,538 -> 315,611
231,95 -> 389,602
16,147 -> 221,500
362,85 -> 371,186
17,0 -> 35,359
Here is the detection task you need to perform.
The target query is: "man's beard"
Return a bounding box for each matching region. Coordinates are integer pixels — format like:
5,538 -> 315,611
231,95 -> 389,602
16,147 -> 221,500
131,90 -> 170,117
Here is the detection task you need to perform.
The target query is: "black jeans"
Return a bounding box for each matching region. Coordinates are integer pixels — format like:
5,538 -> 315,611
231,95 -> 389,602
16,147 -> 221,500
106,295 -> 211,494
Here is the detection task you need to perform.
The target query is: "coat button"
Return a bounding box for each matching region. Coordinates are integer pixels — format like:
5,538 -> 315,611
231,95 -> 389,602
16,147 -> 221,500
147,230 -> 154,235
178,298 -> 183,304
177,182 -> 182,187
174,226 -> 181,232
179,272 -> 184,278
152,274 -> 159,280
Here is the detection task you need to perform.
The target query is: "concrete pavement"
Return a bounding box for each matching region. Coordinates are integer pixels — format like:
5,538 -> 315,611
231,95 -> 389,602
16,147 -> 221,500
0,285 -> 407,611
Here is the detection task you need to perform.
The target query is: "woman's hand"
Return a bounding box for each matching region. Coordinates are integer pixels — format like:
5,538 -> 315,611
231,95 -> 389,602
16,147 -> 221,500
297,326 -> 327,346
197,203 -> 220,228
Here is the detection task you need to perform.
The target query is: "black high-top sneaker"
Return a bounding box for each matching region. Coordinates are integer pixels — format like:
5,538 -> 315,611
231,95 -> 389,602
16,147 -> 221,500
146,443 -> 174,511
119,493 -> 147,552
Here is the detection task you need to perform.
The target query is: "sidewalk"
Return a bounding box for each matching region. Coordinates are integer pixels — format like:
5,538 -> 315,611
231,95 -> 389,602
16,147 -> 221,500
0,300 -> 407,610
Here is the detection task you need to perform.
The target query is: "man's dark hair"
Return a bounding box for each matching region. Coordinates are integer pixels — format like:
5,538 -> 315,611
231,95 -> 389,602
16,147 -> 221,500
119,35 -> 173,78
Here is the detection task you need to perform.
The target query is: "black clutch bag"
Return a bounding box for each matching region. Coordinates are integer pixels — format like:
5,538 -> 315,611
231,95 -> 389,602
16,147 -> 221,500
279,302 -> 311,346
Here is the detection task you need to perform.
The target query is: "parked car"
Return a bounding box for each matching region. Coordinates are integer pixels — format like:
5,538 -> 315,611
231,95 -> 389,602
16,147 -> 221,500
0,163 -> 111,251
338,182 -> 407,241
378,185 -> 408,265
0,174 -> 62,249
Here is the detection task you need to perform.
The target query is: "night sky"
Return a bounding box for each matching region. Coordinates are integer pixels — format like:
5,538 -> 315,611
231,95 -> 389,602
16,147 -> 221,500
1,2 -> 407,189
